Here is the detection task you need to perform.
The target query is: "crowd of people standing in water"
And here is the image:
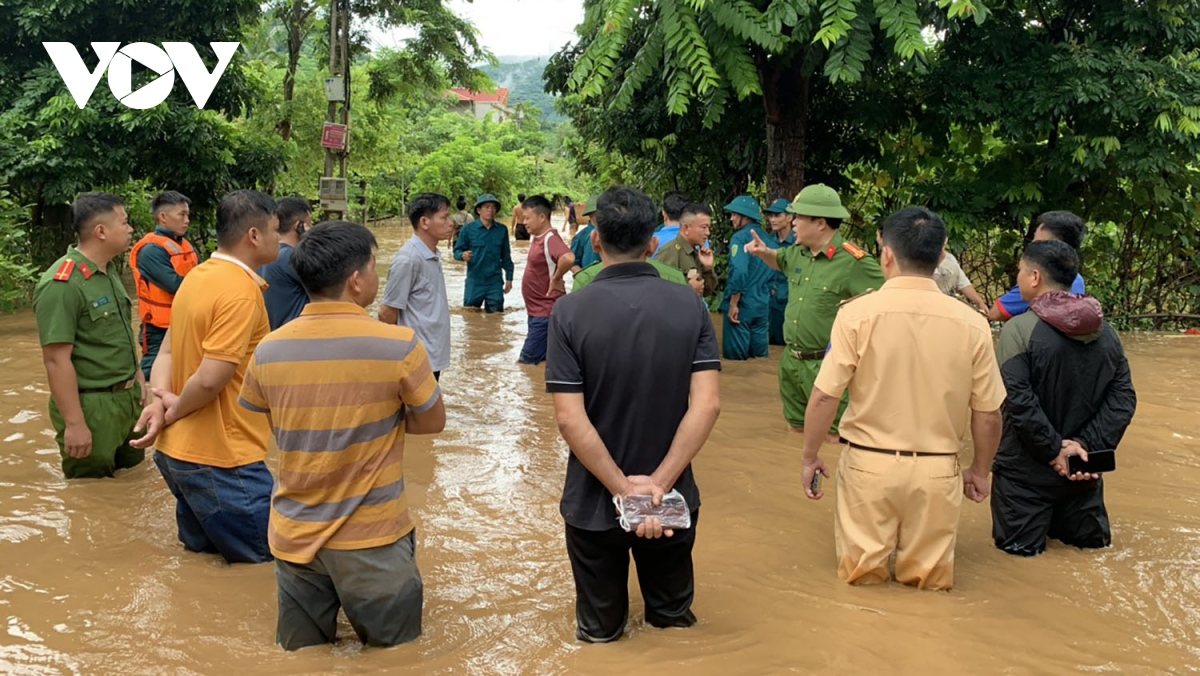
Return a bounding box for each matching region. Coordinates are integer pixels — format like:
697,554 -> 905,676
30,182 -> 1136,651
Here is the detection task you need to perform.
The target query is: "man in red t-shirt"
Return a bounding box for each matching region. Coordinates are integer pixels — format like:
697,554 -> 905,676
519,195 -> 575,364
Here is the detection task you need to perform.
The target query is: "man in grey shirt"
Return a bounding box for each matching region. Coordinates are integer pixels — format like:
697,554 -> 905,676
379,193 -> 454,379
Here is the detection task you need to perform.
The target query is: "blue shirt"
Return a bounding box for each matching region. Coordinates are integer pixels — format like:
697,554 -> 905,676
571,224 -> 602,270
258,243 -> 311,330
653,225 -> 680,254
996,274 -> 1086,319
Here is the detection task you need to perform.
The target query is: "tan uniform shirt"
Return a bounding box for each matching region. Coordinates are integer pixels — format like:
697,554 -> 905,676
814,276 -> 1006,455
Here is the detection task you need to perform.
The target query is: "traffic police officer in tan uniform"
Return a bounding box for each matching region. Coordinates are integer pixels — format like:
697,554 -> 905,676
33,192 -> 148,479
745,185 -> 883,440
797,207 -> 1004,591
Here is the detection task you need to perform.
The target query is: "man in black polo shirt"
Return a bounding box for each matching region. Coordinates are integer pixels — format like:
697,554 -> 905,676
546,186 -> 722,643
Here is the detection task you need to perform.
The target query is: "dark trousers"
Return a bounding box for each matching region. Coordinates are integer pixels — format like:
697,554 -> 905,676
722,306 -> 769,360
564,512 -> 699,643
140,324 -> 168,380
991,471 -> 1111,556
275,531 -> 422,651
153,451 -> 273,564
464,283 -> 505,313
519,315 -> 551,364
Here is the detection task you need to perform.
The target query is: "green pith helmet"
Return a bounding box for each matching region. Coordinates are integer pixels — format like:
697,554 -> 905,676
582,196 -> 599,217
723,195 -> 762,223
764,198 -> 792,214
786,184 -> 850,219
473,193 -> 501,212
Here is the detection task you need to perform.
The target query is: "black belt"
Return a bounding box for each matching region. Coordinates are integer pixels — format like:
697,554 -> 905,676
789,348 -> 826,361
844,441 -> 950,458
79,379 -> 135,395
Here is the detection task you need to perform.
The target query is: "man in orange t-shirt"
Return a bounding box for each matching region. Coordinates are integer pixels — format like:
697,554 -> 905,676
133,190 -> 281,564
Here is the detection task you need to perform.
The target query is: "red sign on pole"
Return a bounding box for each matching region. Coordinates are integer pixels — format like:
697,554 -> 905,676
321,123 -> 347,150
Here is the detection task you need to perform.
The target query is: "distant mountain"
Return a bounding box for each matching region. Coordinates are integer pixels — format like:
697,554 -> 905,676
481,58 -> 565,125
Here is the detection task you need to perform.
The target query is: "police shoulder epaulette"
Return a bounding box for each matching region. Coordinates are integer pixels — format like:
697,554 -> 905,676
838,288 -> 876,307
842,241 -> 868,259
52,259 -> 76,282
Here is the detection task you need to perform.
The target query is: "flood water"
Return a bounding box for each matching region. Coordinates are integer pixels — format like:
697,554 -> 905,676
1,220 -> 1198,674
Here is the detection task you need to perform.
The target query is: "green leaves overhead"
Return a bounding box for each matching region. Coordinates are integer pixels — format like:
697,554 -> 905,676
568,0 -> 988,125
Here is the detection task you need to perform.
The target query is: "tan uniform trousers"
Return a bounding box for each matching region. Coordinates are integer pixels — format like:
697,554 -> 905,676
834,447 -> 962,590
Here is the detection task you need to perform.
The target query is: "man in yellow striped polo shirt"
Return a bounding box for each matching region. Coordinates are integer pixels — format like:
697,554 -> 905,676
238,221 -> 445,651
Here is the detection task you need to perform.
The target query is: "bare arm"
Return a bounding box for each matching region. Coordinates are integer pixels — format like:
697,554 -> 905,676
968,408 -> 1002,474
986,303 -> 1006,322
165,358 -> 238,422
405,395 -> 445,434
801,386 -> 841,463
961,285 -> 989,313
43,344 -> 90,457
553,392 -> 632,497
651,370 -> 720,491
553,252 -> 575,284
378,304 -> 399,325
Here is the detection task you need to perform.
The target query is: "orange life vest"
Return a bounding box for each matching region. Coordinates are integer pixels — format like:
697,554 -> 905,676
130,232 -> 199,332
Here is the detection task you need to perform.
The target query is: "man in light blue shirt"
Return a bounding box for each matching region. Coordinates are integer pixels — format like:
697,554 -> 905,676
379,194 -> 454,379
651,191 -> 690,254
988,211 -> 1087,322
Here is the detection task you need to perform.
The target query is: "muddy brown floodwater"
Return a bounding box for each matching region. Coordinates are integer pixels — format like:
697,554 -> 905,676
1,221 -> 1198,675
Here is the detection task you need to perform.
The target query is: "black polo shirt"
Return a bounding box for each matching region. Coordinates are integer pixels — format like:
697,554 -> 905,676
546,261 -> 721,531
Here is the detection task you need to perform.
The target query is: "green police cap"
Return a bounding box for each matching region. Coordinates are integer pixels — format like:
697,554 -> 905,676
722,195 -> 762,223
786,184 -> 850,219
764,198 -> 792,214
582,196 -> 599,216
473,193 -> 501,211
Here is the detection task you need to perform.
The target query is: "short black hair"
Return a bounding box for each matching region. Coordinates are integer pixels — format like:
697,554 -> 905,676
275,196 -> 311,236
879,207 -> 947,275
1022,240 -> 1079,290
216,190 -> 277,248
522,195 -> 552,219
408,193 -> 450,226
662,192 -> 690,221
1036,210 -> 1085,251
517,193 -> 527,202
824,217 -> 844,230
290,221 -> 378,298
456,195 -> 467,211
151,191 -> 190,216
681,202 -> 711,223
595,186 -> 656,257
72,192 -> 125,235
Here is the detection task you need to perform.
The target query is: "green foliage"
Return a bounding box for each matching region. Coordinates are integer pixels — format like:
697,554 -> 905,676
0,189 -> 37,312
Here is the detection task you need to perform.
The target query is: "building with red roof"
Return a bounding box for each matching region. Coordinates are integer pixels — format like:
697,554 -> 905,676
449,87 -> 513,122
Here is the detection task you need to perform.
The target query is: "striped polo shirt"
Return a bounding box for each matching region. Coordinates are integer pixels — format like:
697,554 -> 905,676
238,301 -> 441,564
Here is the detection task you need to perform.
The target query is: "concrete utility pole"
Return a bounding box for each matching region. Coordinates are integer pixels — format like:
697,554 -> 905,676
320,0 -> 351,220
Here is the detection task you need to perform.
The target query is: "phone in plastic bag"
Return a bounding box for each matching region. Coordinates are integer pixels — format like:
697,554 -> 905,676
613,490 -> 692,532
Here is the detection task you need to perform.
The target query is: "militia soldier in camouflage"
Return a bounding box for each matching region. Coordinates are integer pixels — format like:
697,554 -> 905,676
745,184 -> 884,440
654,202 -> 718,296
33,192 -> 148,479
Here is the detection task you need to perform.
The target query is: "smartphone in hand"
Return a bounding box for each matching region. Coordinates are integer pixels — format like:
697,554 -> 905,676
810,470 -> 822,495
1068,449 -> 1116,474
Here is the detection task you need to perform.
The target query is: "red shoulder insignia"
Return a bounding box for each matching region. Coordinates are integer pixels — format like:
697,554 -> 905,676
52,260 -> 75,282
77,262 -> 93,279
842,242 -> 867,259
825,244 -> 837,259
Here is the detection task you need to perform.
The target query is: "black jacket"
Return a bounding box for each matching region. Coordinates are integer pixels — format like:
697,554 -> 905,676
993,291 -> 1137,486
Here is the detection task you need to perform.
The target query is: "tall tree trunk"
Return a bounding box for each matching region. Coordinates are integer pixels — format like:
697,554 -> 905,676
760,54 -> 810,201
30,188 -> 74,270
276,0 -> 312,142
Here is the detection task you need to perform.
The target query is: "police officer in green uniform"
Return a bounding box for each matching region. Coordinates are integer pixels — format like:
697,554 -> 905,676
453,194 -> 514,312
33,192 -> 147,479
654,202 -> 718,296
569,196 -> 602,273
745,184 -> 884,439
763,198 -> 797,345
721,195 -> 774,360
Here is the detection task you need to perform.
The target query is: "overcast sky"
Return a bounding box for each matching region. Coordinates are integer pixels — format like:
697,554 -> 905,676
372,0 -> 585,59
